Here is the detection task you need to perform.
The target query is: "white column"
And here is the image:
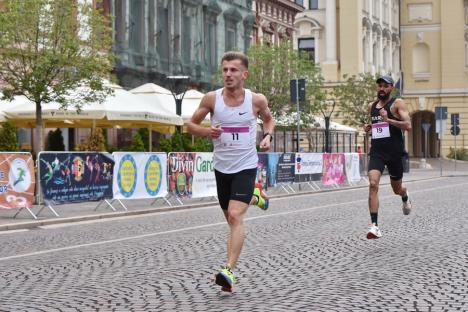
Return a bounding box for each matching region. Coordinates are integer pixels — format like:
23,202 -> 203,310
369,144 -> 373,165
378,34 -> 383,74
314,30 -> 320,63
368,30 -> 373,72
325,0 -> 337,62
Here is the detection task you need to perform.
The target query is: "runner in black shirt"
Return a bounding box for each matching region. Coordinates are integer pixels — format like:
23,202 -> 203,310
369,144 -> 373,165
363,76 -> 412,239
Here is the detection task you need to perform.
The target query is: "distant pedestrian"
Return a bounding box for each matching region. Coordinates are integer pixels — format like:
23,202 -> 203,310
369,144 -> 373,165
363,75 -> 412,239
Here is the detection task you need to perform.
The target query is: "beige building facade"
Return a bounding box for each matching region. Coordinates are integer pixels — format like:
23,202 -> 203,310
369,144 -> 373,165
294,0 -> 401,81
400,0 -> 468,157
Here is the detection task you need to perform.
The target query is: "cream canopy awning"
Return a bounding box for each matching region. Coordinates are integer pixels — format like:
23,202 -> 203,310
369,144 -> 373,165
0,83 -> 183,133
130,84 -> 210,125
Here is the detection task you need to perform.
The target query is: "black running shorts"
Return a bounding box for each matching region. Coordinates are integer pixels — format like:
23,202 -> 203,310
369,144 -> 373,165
214,168 -> 257,210
368,154 -> 404,181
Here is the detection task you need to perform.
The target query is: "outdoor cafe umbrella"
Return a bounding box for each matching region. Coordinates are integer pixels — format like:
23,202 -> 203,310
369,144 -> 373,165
130,84 -> 210,126
0,83 -> 183,133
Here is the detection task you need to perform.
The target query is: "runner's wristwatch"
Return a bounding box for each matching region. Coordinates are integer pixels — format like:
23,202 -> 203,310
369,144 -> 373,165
263,133 -> 273,142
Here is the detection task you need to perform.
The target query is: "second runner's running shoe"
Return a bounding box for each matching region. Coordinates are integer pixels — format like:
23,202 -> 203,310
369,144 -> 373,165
366,223 -> 382,239
402,191 -> 412,215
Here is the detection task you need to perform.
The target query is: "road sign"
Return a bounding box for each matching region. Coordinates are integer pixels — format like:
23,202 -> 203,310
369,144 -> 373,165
435,106 -> 448,120
450,126 -> 460,136
290,79 -> 305,102
451,113 -> 459,126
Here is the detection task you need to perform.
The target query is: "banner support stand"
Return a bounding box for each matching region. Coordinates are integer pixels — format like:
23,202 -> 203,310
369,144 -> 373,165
36,201 -> 60,217
94,199 -> 117,212
13,207 -> 38,219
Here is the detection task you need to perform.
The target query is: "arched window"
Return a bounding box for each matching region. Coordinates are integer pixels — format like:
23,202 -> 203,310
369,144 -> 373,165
412,43 -> 430,77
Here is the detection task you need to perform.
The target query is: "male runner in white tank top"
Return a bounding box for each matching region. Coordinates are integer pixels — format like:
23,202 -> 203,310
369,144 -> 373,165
187,51 -> 275,292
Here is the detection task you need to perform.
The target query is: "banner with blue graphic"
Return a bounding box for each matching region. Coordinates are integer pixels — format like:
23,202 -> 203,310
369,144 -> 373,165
112,152 -> 168,199
38,152 -> 114,203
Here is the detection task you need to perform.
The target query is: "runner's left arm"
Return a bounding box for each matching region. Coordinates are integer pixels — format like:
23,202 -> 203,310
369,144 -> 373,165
254,93 -> 275,151
383,99 -> 412,131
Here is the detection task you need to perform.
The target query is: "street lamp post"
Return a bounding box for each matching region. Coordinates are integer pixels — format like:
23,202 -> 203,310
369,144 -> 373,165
320,100 -> 336,153
167,75 -> 190,133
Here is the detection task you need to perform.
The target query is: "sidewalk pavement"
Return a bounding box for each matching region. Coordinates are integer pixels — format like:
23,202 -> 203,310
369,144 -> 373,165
1,161 -> 466,232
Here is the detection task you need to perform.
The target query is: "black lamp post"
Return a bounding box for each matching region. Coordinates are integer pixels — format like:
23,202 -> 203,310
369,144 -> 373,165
167,75 -> 190,133
319,100 -> 336,153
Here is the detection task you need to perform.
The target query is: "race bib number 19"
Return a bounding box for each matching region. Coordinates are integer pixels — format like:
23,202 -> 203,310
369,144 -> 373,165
220,126 -> 250,148
372,122 -> 390,139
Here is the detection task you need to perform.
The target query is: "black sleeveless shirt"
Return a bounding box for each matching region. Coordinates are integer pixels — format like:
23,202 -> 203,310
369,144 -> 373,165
369,98 -> 404,159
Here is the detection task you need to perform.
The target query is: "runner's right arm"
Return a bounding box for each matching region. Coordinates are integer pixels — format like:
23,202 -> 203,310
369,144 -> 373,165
186,92 -> 222,139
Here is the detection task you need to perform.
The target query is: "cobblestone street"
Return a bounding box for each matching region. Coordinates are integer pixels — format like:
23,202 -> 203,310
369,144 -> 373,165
0,175 -> 467,311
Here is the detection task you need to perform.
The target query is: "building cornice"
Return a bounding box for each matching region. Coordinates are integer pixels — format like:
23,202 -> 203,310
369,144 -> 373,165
401,24 -> 441,32
404,88 -> 468,96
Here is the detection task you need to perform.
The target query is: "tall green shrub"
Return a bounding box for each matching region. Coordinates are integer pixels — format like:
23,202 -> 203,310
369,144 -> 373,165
0,121 -> 19,151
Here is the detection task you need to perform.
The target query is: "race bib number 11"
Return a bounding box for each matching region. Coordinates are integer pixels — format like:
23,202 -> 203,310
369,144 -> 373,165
220,126 -> 250,148
372,122 -> 390,139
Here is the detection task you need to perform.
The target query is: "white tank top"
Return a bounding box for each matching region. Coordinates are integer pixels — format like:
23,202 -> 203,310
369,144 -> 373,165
211,88 -> 258,173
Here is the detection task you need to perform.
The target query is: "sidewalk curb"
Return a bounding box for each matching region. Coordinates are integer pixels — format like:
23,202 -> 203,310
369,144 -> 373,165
0,176 -> 439,232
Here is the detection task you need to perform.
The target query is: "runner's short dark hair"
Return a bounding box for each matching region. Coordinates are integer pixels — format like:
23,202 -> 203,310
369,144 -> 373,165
221,51 -> 249,69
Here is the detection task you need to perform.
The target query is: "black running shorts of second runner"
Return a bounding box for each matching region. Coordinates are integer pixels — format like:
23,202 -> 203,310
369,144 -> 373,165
214,168 -> 257,210
368,154 -> 404,181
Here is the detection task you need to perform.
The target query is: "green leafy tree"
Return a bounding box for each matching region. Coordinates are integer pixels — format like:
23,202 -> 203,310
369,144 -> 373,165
157,132 -> 213,153
332,73 -> 378,128
46,128 -> 65,151
0,0 -> 114,155
0,121 -> 19,151
137,128 -> 149,151
130,132 -> 145,152
76,128 -> 106,151
245,42 -> 323,125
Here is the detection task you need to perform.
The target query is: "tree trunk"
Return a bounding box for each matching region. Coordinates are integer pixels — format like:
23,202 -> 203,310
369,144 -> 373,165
34,101 -> 43,204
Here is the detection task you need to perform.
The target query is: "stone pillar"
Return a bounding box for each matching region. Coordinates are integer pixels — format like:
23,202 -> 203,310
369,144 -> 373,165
322,0 -> 338,81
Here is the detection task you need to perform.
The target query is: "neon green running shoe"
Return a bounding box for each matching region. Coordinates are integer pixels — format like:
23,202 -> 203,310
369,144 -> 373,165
215,266 -> 236,291
253,187 -> 269,210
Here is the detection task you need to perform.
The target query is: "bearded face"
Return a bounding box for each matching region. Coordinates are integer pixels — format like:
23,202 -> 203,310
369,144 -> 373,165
377,84 -> 392,101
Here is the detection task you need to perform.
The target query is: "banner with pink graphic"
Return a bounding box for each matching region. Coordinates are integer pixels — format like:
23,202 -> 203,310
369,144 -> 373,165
321,153 -> 346,186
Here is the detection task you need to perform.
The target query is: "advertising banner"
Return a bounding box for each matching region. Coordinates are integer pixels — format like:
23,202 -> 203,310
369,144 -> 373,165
191,153 -> 217,198
276,153 -> 296,184
294,153 -> 323,182
113,152 -> 167,199
0,153 -> 35,209
322,153 -> 346,186
344,153 -> 361,183
39,152 -> 114,203
266,153 -> 280,187
256,153 -> 268,190
168,152 -> 195,198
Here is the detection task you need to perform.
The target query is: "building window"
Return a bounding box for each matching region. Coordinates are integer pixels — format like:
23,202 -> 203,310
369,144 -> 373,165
413,43 -> 430,74
114,0 -> 126,47
309,0 -> 318,10
157,6 -> 170,70
465,31 -> 468,68
205,20 -> 217,72
295,0 -> 304,6
464,0 -> 468,24
129,0 -> 145,65
182,15 -> 192,63
298,38 -> 315,61
225,20 -> 237,51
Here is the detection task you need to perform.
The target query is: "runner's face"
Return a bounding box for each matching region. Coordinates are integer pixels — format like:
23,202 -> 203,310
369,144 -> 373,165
376,83 -> 393,100
222,60 -> 248,90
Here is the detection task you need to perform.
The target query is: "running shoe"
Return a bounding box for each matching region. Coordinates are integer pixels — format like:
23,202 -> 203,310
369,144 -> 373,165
402,191 -> 412,215
366,223 -> 382,239
253,187 -> 269,210
215,266 -> 236,291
